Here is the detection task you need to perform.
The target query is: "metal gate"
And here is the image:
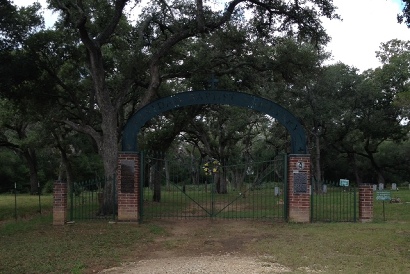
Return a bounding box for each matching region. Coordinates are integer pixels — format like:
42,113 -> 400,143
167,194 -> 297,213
311,180 -> 357,222
140,152 -> 287,221
69,176 -> 116,221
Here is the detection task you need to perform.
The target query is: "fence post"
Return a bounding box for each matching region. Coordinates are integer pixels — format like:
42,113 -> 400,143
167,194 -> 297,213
53,180 -> 67,225
359,184 -> 373,223
354,186 -> 357,222
112,175 -> 116,221
139,151 -> 145,223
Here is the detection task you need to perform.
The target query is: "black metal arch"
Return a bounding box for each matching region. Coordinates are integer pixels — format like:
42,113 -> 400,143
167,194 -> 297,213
122,90 -> 307,153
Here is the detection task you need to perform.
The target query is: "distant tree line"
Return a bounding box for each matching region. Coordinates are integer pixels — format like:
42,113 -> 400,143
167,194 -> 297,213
0,1 -> 409,204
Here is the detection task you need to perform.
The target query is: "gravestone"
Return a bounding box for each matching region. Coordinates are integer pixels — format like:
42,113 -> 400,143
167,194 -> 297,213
373,184 -> 377,191
274,187 -> 280,196
391,183 -> 397,191
322,184 -> 327,193
379,183 -> 384,190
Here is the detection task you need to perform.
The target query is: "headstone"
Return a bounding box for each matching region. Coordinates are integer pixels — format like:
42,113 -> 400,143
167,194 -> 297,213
274,186 -> 280,196
322,184 -> 327,193
391,183 -> 397,190
373,184 -> 377,191
379,183 -> 384,190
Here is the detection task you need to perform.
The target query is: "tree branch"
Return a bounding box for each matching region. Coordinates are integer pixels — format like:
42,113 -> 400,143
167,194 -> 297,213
97,0 -> 128,45
62,120 -> 102,150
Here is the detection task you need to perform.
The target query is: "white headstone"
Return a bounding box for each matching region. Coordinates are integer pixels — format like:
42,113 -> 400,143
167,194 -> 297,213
322,184 -> 327,193
379,183 -> 384,190
274,186 -> 280,196
392,183 -> 397,190
373,184 -> 377,191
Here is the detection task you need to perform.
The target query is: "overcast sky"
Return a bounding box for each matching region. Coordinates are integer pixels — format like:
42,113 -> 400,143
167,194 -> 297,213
14,0 -> 410,72
322,0 -> 410,71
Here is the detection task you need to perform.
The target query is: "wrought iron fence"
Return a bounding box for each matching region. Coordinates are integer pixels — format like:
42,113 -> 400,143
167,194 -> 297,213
311,180 -> 357,222
69,176 -> 116,221
140,152 -> 287,221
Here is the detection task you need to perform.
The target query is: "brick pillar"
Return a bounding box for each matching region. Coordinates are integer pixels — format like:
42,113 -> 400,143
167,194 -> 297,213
288,154 -> 311,223
53,181 -> 67,225
359,184 -> 373,223
117,153 -> 140,222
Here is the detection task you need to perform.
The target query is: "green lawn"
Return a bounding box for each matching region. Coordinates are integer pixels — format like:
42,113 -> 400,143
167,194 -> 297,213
142,182 -> 285,220
373,188 -> 410,222
1,190 -> 410,273
0,194 -> 53,221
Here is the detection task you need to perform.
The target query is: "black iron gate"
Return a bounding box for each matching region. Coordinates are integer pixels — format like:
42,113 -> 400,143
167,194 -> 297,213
69,176 -> 116,221
140,152 -> 287,221
311,180 -> 357,222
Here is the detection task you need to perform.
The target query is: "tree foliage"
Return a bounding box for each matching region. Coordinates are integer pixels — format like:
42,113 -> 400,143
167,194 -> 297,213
2,0 -> 410,200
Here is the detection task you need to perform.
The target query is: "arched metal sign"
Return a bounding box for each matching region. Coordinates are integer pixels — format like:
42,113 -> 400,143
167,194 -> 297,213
122,90 -> 307,153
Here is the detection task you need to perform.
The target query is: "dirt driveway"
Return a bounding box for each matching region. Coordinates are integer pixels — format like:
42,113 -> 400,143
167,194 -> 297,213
100,219 -> 318,273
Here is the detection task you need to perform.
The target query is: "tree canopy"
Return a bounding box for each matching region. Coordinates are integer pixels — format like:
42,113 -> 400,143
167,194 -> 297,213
1,0 -> 409,201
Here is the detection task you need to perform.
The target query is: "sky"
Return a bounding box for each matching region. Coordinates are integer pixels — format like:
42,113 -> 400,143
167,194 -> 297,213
322,0 -> 410,71
13,0 -> 410,72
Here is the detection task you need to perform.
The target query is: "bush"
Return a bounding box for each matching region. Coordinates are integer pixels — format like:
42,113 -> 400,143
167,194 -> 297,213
42,180 -> 54,194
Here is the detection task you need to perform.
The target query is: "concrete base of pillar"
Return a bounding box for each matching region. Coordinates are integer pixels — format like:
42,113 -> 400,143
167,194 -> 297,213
289,207 -> 310,223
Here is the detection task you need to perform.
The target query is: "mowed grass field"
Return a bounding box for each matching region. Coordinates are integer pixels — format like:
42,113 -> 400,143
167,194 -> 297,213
1,189 -> 410,273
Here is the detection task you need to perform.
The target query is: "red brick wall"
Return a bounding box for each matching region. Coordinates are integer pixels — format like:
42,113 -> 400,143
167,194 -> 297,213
359,184 -> 373,222
117,153 -> 140,221
53,181 -> 67,225
288,155 -> 311,223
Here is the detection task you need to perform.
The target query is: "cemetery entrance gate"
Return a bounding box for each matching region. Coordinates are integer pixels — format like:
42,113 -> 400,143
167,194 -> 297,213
116,90 -> 312,223
52,91 -> 374,225
140,152 -> 288,221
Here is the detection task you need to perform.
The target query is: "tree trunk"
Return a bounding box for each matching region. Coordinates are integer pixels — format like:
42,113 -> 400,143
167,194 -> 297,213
152,157 -> 164,202
349,153 -> 363,185
376,169 -> 386,185
313,134 -> 323,193
165,159 -> 170,191
215,168 -> 228,194
23,148 -> 39,195
57,148 -> 73,194
99,111 -> 119,215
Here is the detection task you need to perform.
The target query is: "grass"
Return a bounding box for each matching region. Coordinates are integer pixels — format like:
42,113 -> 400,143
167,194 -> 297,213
248,222 -> 410,273
0,194 -> 53,221
1,189 -> 410,273
373,188 -> 410,222
0,216 -> 164,274
142,183 -> 285,219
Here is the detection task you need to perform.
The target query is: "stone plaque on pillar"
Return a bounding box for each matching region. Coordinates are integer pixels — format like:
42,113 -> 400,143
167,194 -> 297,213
293,172 -> 308,194
121,160 -> 135,193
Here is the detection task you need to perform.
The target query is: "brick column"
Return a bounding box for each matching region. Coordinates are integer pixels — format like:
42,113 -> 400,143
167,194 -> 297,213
288,154 -> 311,223
359,184 -> 373,223
53,181 -> 67,225
117,153 -> 140,222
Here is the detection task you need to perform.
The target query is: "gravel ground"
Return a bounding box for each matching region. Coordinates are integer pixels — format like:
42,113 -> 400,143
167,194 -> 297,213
97,220 -> 322,274
101,254 -> 292,273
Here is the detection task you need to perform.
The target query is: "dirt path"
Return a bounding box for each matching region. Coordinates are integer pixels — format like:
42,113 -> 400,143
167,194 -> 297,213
100,219 -> 317,273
